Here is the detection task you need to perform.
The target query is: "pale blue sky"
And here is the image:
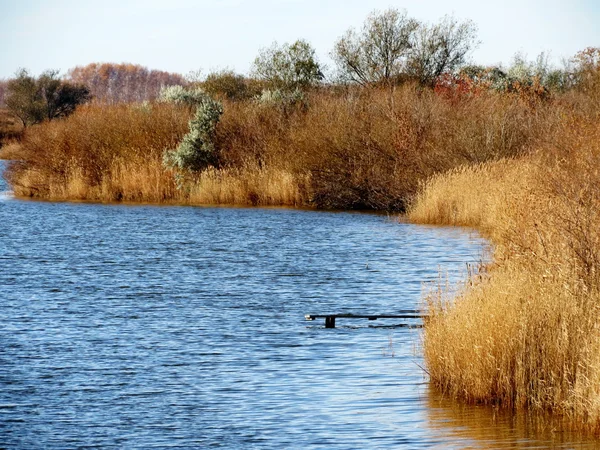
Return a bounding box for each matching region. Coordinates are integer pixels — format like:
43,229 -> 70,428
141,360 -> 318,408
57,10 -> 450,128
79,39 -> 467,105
1,0 -> 598,79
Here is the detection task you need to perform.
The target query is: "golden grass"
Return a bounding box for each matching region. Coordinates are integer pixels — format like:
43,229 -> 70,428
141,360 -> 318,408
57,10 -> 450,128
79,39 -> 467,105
409,116 -> 600,433
9,156 -> 305,207
1,84 -> 573,210
188,166 -> 306,206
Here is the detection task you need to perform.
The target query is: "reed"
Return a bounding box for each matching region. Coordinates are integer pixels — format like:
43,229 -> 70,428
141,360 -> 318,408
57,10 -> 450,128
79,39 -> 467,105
188,166 -> 307,207
409,115 -> 600,433
4,83 -> 561,210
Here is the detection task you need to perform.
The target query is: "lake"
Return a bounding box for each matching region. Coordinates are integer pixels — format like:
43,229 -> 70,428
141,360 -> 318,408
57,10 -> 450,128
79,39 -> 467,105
0,161 -> 596,448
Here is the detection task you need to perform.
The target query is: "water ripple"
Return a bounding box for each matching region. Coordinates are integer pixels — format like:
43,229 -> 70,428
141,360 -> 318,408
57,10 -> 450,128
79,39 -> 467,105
0,162 -> 595,448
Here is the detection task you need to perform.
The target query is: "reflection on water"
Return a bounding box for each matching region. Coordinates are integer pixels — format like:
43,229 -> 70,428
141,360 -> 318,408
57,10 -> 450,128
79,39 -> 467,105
0,160 -> 598,448
426,388 -> 599,448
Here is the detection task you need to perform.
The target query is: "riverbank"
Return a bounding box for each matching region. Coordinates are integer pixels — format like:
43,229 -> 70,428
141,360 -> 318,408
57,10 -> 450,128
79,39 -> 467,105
3,73 -> 600,433
409,114 -> 600,434
2,83 -> 556,210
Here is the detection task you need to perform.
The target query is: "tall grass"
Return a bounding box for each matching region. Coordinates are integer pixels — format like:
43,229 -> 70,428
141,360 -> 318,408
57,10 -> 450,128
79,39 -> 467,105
409,115 -> 600,433
5,103 -> 190,201
5,83 -> 560,209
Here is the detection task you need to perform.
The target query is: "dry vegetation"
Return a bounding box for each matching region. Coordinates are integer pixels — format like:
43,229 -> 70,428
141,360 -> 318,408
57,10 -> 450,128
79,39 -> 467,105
2,42 -> 600,438
4,83 -> 554,209
0,108 -> 24,144
410,94 -> 600,432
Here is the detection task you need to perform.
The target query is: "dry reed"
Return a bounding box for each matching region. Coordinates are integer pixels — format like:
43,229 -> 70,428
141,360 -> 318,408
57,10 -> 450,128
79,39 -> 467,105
409,115 -> 600,434
4,83 -> 561,210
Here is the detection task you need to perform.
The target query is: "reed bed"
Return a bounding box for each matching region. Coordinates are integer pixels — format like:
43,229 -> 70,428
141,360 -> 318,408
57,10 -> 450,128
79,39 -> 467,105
4,83 -> 556,210
410,116 -> 600,433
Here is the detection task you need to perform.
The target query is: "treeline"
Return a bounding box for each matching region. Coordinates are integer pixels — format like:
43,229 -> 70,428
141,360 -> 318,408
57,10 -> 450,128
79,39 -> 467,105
2,8 -> 598,121
67,63 -> 187,104
2,7 -> 599,212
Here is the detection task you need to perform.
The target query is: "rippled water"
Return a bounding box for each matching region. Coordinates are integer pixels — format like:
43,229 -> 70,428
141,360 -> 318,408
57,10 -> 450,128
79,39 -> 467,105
0,161 -> 597,448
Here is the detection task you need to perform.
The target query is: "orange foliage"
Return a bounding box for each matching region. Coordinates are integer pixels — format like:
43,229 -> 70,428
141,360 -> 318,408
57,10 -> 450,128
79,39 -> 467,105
68,63 -> 187,104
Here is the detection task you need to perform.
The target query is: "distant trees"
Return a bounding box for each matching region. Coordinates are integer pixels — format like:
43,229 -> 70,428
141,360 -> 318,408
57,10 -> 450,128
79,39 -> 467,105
6,69 -> 91,127
332,8 -> 418,85
252,39 -> 324,91
67,63 -> 187,104
332,8 -> 478,86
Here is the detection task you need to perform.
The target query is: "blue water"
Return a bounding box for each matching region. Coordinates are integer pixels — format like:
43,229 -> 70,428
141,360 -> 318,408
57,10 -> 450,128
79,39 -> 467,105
0,162 -> 596,449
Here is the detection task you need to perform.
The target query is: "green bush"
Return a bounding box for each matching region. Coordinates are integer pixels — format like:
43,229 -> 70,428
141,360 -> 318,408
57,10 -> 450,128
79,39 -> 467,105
161,86 -> 223,172
6,69 -> 90,126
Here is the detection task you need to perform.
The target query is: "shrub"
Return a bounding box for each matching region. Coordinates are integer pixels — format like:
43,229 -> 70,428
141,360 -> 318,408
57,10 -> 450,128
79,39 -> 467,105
4,103 -> 190,200
160,86 -> 224,172
201,70 -> 258,101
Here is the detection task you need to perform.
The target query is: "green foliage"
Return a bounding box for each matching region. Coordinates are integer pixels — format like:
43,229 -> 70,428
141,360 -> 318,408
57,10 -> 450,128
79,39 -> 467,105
161,86 -> 223,172
465,53 -> 569,94
159,85 -> 209,107
256,88 -> 307,112
252,39 -> 323,91
6,69 -> 90,127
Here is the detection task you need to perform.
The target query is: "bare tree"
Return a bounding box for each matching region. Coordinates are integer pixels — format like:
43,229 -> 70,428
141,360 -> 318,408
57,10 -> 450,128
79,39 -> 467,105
406,16 -> 478,86
252,40 -> 323,91
332,8 -> 419,85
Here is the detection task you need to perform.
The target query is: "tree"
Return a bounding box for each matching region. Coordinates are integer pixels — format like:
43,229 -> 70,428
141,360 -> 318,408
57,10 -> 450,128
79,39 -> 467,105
6,69 -> 90,127
252,39 -> 323,90
332,8 -> 419,85
406,16 -> 478,86
68,63 -> 187,104
570,47 -> 600,93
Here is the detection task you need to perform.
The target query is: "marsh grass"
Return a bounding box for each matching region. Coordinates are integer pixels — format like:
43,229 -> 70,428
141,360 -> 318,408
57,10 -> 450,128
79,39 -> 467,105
409,116 -> 600,433
5,83 -> 556,210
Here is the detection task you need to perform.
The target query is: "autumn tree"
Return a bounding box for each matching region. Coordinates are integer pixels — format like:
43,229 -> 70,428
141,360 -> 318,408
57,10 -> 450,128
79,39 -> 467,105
570,47 -> 600,93
6,69 -> 90,127
252,39 -> 323,91
68,63 -> 187,103
332,8 -> 418,85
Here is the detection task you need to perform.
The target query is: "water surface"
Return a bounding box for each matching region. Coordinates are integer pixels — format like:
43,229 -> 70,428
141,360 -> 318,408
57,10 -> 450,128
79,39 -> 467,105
0,162 -> 597,448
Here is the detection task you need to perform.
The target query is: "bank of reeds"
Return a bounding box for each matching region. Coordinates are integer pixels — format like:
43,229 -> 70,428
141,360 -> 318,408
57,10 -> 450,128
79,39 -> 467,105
410,114 -> 600,433
4,83 -> 556,210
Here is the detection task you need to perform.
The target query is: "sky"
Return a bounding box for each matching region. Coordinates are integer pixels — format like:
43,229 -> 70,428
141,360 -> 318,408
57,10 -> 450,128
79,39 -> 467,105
0,0 -> 599,79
